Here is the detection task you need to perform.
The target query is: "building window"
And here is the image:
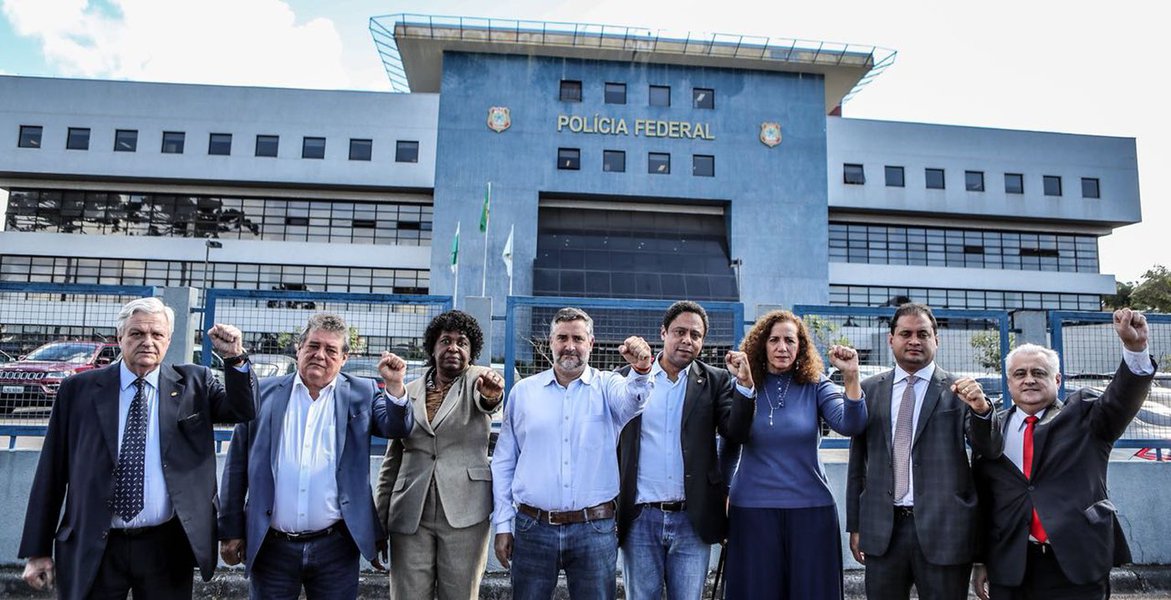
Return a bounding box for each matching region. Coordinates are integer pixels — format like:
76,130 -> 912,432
649,152 -> 671,174
1082,177 -> 1100,199
66,127 -> 90,151
1005,173 -> 1024,194
558,148 -> 580,170
1043,175 -> 1062,196
114,129 -> 138,152
603,150 -> 625,173
302,137 -> 326,159
161,131 -> 185,154
965,170 -> 985,192
885,166 -> 905,187
560,80 -> 582,102
208,133 -> 232,156
692,88 -> 714,109
649,85 -> 670,107
693,155 -> 715,177
843,163 -> 865,185
395,140 -> 419,163
925,168 -> 945,190
18,125 -> 42,148
349,138 -> 372,161
255,135 -> 279,157
604,82 -> 626,104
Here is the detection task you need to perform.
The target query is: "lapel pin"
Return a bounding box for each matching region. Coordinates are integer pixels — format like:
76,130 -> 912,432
697,378 -> 704,384
170,391 -> 179,397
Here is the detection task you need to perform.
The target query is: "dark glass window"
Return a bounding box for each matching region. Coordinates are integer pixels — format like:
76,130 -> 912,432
208,133 -> 232,156
18,125 -> 42,148
925,168 -> 945,189
693,155 -> 714,177
66,127 -> 90,150
603,150 -> 625,173
965,170 -> 985,192
1043,175 -> 1062,196
844,163 -> 865,185
114,129 -> 138,152
1005,173 -> 1024,194
885,166 -> 904,187
302,137 -> 326,159
395,140 -> 419,163
255,135 -> 279,157
692,88 -> 714,109
649,85 -> 670,107
1082,177 -> 1100,199
161,131 -> 185,154
560,80 -> 582,102
649,152 -> 670,174
558,148 -> 580,170
349,138 -> 372,161
604,82 -> 626,104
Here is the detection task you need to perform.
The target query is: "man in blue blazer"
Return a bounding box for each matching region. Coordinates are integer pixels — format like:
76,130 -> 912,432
218,312 -> 413,599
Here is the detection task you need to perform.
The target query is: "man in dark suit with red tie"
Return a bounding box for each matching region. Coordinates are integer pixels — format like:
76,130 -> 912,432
972,308 -> 1154,600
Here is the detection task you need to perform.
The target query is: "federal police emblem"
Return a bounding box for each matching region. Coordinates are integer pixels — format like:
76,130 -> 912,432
487,107 -> 511,133
760,122 -> 782,147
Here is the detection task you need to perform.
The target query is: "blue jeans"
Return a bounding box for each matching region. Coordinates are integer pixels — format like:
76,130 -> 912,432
511,511 -> 618,600
621,506 -> 713,600
250,526 -> 360,600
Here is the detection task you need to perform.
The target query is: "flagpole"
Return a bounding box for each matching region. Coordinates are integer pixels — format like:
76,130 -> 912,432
481,182 -> 491,297
503,224 -> 515,296
451,221 -> 461,309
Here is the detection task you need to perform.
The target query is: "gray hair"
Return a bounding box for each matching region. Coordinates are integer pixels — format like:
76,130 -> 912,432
549,307 -> 593,337
1005,343 -> 1060,375
116,297 -> 175,336
297,313 -> 351,353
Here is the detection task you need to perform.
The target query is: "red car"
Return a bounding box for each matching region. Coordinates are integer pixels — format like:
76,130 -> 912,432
0,341 -> 121,413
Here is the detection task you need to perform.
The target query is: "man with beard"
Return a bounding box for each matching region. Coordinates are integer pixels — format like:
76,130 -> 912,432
492,307 -> 654,600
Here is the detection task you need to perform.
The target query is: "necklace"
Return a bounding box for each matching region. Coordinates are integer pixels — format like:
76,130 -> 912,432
761,373 -> 792,427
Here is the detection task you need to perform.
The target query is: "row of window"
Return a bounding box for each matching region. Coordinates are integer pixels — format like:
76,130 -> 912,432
4,189 -> 434,246
556,148 -> 715,176
828,223 -> 1099,273
843,164 -> 1101,198
559,80 -> 715,109
829,284 -> 1101,311
0,254 -> 430,295
16,125 -> 421,162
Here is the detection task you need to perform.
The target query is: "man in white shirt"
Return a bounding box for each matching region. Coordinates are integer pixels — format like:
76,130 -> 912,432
218,312 -> 413,599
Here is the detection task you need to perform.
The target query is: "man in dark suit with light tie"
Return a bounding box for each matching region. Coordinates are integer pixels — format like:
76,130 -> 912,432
19,297 -> 257,599
971,308 -> 1154,600
846,303 -> 997,599
218,312 -> 413,599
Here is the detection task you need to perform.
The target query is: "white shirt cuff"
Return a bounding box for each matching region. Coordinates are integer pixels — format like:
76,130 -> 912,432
1122,346 -> 1155,376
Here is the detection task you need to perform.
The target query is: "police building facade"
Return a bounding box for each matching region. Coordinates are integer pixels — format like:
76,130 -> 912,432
0,15 -> 1140,320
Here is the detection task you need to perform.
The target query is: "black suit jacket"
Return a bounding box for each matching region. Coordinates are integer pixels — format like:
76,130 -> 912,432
846,366 -> 998,566
973,360 -> 1153,587
19,362 -> 256,600
616,359 -> 754,545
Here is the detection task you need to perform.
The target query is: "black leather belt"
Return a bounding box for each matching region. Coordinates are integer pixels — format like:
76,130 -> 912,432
268,521 -> 345,543
641,501 -> 687,512
894,506 -> 914,519
518,501 -> 616,525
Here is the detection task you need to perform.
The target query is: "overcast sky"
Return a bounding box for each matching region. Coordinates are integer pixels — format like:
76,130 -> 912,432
1,0 -> 1162,283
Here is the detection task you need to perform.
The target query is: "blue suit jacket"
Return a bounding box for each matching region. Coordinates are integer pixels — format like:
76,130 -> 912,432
218,372 -> 412,574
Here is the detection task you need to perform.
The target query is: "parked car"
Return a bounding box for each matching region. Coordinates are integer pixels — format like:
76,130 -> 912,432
0,350 -> 14,363
249,353 -> 297,378
0,341 -> 121,412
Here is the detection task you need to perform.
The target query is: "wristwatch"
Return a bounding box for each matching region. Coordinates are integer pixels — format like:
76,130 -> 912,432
222,352 -> 249,368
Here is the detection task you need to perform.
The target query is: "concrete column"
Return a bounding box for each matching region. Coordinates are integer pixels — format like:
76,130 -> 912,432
464,296 -> 493,366
1012,310 -> 1049,348
162,287 -> 198,366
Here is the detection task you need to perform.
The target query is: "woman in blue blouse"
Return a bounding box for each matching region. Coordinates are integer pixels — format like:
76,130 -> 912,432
722,309 -> 866,599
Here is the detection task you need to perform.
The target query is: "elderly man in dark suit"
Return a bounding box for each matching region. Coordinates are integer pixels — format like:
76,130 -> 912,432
616,301 -> 754,600
218,312 -> 413,600
19,296 -> 256,599
971,308 -> 1154,600
846,303 -> 997,599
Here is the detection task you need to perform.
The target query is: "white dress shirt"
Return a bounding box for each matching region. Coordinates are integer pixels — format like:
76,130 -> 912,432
271,374 -> 342,533
635,358 -> 689,504
890,362 -> 936,506
112,363 -> 173,528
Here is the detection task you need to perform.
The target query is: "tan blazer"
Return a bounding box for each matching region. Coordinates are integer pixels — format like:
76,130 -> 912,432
375,364 -> 500,534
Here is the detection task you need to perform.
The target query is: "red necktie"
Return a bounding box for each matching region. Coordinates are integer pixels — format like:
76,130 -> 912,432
1023,415 -> 1048,543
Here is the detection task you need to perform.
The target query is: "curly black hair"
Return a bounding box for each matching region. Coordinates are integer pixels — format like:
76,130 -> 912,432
423,310 -> 484,367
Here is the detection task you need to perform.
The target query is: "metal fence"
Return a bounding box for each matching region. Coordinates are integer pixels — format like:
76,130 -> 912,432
0,282 -> 156,429
1050,311 -> 1171,449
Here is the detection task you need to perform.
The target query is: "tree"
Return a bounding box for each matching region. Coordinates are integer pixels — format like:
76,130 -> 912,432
1130,265 -> 1171,313
970,330 -> 1015,373
1103,280 -> 1135,310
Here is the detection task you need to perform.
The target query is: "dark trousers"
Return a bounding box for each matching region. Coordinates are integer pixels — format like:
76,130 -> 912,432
724,505 -> 843,600
989,542 -> 1109,600
864,510 -> 971,600
250,523 -> 360,600
87,518 -> 194,600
